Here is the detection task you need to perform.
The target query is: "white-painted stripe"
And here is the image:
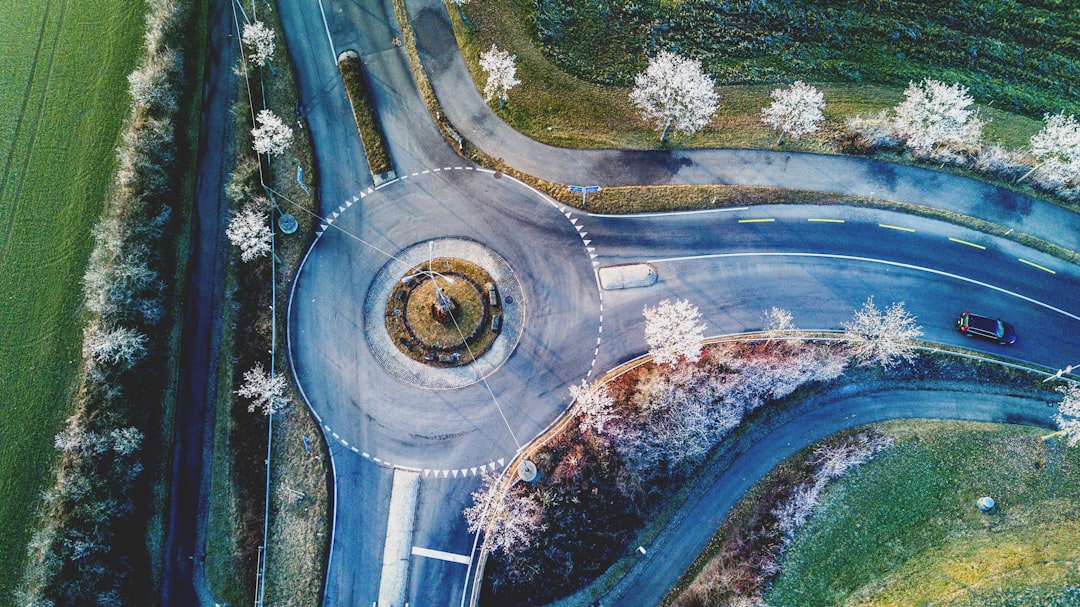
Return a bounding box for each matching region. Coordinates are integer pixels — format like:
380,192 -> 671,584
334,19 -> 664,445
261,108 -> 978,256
589,207 -> 750,218
411,546 -> 472,565
647,252 -> 1079,321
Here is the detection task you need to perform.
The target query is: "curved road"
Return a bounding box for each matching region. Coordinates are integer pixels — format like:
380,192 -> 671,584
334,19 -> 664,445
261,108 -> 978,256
266,0 -> 1080,605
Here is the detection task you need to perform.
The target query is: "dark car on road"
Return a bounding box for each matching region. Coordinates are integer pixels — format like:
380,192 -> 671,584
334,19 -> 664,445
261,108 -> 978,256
956,312 -> 1017,345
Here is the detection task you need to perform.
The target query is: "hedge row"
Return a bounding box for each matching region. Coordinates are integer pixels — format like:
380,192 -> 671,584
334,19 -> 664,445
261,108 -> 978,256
16,0 -> 191,604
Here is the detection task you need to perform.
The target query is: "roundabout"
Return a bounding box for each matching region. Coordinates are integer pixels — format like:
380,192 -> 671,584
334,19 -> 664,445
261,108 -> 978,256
287,168 -> 601,471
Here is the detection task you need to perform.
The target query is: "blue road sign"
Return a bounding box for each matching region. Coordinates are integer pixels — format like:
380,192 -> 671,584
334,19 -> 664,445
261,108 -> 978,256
584,185 -> 601,193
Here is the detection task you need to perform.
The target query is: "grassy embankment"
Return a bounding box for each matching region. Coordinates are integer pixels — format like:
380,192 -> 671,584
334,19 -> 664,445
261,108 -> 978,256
0,0 -> 142,601
455,0 -> 1056,152
203,3 -> 328,605
765,421 -> 1080,606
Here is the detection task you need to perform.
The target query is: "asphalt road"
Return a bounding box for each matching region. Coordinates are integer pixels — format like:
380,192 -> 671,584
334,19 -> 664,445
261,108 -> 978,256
160,0 -> 236,602
604,390 -> 1062,607
264,0 -> 1080,606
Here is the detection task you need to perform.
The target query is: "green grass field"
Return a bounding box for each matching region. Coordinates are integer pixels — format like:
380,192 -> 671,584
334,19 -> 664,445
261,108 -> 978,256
0,0 -> 143,600
766,421 -> 1080,606
455,0 -> 1045,152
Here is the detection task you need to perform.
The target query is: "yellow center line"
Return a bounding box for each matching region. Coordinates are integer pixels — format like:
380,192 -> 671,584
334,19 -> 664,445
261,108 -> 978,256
1018,258 -> 1056,274
879,223 -> 915,233
738,218 -> 775,223
948,237 -> 986,250
807,218 -> 845,223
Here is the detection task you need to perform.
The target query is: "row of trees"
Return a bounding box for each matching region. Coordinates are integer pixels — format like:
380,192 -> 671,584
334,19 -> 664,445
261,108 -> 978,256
479,45 -> 1080,200
466,297 -> 925,605
17,0 -> 192,603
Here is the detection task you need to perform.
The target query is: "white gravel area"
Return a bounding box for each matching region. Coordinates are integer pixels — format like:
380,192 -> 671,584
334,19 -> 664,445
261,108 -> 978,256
377,469 -> 420,607
363,238 -> 525,390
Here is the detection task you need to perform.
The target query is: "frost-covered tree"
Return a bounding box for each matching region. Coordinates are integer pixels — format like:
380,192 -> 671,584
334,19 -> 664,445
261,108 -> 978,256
892,79 -> 983,156
251,109 -> 293,157
1056,384 -> 1080,447
629,50 -> 719,143
761,81 -> 825,145
762,306 -> 796,344
842,297 -> 922,368
127,46 -> 180,113
237,363 -> 289,415
85,324 -> 148,369
1020,112 -> 1080,185
464,471 -> 545,556
569,380 -> 617,435
479,45 -> 520,108
643,298 -> 707,365
242,21 -> 276,67
226,198 -> 273,262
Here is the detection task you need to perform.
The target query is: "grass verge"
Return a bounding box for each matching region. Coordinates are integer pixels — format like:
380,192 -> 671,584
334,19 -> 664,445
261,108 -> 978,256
764,420 -> 1080,606
202,2 -> 327,604
339,55 -> 394,176
453,0 -> 1045,152
0,0 -> 143,600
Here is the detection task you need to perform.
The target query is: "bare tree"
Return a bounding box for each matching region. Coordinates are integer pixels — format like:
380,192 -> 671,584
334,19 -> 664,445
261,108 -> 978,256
242,21 -> 276,67
226,198 -> 273,262
1056,384 -> 1080,447
464,471 -> 545,556
842,297 -> 922,368
643,298 -> 707,365
1019,112 -> 1080,185
892,79 -> 983,156
251,109 -> 293,157
85,324 -> 148,369
237,363 -> 289,415
761,306 -> 796,344
569,380 -> 617,435
761,81 -> 825,145
629,50 -> 719,143
479,45 -> 520,108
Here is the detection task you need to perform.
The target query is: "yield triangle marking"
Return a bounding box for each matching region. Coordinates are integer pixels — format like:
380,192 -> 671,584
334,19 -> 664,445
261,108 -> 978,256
423,469 -> 431,477
460,469 -> 468,476
352,196 -> 359,202
564,211 -> 572,219
580,231 -> 588,238
570,218 -> 578,225
593,261 -> 600,268
488,462 -> 496,471
345,200 -> 352,207
320,224 -> 328,231
359,192 -> 366,198
470,467 -> 477,475
583,239 -> 591,246
497,458 -> 505,467
590,253 -> 598,260
452,470 -> 459,478
331,211 -> 339,219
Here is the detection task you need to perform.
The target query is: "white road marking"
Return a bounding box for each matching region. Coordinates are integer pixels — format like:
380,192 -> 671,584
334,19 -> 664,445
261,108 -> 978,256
588,207 -> 749,218
411,546 -> 471,565
647,252 -> 1079,321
